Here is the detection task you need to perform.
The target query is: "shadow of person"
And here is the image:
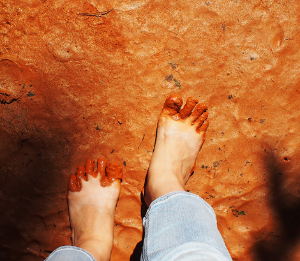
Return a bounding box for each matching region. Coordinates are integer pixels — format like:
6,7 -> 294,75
252,150 -> 300,261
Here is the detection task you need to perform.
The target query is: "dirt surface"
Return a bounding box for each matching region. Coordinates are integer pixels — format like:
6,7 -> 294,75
1,0 -> 300,260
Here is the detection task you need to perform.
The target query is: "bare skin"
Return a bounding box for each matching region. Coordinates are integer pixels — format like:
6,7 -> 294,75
66,94 -> 208,260
144,94 -> 209,205
68,158 -> 122,261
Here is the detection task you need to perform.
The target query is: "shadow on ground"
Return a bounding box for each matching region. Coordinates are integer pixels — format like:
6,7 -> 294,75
252,149 -> 300,260
0,62 -> 78,260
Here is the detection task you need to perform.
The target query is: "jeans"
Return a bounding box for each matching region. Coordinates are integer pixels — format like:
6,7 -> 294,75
46,192 -> 232,261
45,246 -> 96,261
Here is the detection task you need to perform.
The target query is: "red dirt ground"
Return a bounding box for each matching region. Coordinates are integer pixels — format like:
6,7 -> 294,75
1,0 -> 300,260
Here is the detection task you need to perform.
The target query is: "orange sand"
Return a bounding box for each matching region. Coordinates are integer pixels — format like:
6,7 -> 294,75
1,0 -> 300,260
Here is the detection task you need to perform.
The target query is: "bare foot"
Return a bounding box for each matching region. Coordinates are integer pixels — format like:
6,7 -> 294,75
144,94 -> 209,206
68,158 -> 122,261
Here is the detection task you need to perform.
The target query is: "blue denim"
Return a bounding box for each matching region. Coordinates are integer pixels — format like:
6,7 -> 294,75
45,246 -> 96,261
46,192 -> 232,261
141,191 -> 232,261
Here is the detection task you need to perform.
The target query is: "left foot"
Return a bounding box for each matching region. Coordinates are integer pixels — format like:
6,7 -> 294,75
68,158 -> 122,261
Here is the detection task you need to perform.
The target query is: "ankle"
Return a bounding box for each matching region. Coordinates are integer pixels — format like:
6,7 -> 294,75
145,176 -> 185,205
76,237 -> 113,261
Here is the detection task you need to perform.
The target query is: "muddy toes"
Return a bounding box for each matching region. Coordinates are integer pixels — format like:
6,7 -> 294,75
163,94 -> 183,115
162,94 -> 208,125
68,157 -> 123,192
179,97 -> 199,119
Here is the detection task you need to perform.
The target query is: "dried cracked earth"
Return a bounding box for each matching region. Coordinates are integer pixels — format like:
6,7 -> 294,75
1,0 -> 300,260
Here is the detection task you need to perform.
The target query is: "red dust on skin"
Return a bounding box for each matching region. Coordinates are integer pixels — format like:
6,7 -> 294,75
68,158 -> 123,192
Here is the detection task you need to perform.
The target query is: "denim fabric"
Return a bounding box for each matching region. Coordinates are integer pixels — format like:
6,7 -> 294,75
45,246 -> 96,261
141,191 -> 232,261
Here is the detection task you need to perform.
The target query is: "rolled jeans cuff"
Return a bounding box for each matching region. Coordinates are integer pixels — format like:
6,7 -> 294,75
45,246 -> 96,261
141,191 -> 232,261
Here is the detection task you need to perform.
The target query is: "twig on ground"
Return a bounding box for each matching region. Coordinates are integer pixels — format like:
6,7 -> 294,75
78,8 -> 113,18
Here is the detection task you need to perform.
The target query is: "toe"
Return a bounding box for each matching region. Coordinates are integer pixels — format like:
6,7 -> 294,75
179,97 -> 198,119
76,166 -> 87,181
189,103 -> 208,123
86,159 -> 97,178
162,94 -> 183,116
96,157 -> 107,187
69,174 -> 80,192
69,166 -> 85,192
194,111 -> 209,130
106,162 -> 123,184
198,118 -> 209,133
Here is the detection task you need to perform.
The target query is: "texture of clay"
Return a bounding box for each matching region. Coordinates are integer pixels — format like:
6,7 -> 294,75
1,0 -> 300,260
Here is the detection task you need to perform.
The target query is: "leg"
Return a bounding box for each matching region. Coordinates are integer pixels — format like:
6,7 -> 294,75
142,94 -> 232,261
46,157 -> 122,261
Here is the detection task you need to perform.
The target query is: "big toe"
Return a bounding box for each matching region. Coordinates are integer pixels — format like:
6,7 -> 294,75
106,162 -> 123,184
96,157 -> 123,187
162,94 -> 183,116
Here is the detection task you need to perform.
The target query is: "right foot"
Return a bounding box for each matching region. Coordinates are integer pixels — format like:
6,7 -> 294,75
144,94 -> 209,206
68,158 -> 122,261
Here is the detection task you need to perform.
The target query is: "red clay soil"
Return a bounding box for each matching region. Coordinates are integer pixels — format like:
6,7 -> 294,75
1,0 -> 300,260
